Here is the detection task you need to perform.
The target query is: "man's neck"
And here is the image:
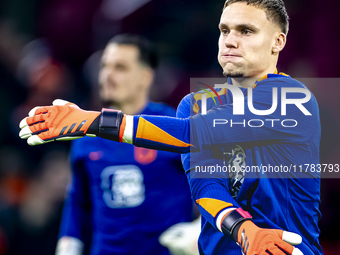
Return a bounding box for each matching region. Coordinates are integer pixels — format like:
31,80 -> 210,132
230,77 -> 258,88
230,67 -> 278,88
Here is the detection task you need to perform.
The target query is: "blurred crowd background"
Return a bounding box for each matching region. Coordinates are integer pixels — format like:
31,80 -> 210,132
0,0 -> 339,254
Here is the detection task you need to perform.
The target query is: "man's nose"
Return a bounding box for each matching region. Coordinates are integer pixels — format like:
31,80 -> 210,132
101,68 -> 115,82
224,31 -> 238,48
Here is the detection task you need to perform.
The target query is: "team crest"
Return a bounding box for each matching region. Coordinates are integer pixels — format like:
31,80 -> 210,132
100,165 -> 145,208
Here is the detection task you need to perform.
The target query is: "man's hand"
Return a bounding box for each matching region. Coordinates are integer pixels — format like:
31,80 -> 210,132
19,99 -> 124,146
219,207 -> 303,255
55,236 -> 84,255
19,99 -> 101,145
159,217 -> 201,255
236,220 -> 303,255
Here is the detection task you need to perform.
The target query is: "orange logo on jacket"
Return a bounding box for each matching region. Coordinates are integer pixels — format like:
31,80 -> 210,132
134,147 -> 157,165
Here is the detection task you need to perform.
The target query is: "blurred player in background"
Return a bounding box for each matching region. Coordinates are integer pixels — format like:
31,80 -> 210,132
55,34 -> 199,255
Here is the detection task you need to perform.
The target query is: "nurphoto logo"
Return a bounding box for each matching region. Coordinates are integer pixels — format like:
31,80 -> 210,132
198,83 -> 312,128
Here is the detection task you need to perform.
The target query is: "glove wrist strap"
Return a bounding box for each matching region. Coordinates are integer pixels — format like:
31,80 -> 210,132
98,108 -> 124,142
221,208 -> 252,242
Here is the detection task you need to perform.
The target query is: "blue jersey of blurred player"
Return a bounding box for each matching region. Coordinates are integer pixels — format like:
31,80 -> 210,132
55,34 -> 195,255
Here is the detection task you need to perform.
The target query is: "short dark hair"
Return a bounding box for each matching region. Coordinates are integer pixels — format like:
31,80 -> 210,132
107,34 -> 158,69
223,0 -> 289,35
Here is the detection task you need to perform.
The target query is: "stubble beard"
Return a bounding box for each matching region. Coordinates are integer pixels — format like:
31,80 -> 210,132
223,70 -> 245,78
222,64 -> 245,78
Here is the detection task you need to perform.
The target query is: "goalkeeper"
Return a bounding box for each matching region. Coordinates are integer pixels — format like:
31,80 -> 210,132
20,1 -> 322,255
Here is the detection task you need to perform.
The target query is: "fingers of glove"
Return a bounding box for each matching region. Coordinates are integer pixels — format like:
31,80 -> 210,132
28,106 -> 49,117
19,117 -> 29,129
272,229 -> 302,246
19,125 -> 32,139
27,135 -> 47,146
25,113 -> 48,127
53,99 -> 78,108
28,106 -> 43,117
282,231 -> 302,246
19,114 -> 48,140
273,238 -> 294,255
266,244 -> 292,255
20,106 -> 50,129
19,121 -> 48,139
53,99 -> 70,106
29,122 -> 49,134
256,233 -> 293,255
292,247 -> 304,255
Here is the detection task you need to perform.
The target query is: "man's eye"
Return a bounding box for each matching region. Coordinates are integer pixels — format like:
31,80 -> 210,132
221,29 -> 229,35
241,29 -> 252,35
115,64 -> 127,71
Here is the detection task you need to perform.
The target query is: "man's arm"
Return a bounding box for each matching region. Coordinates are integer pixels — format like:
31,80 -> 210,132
18,99 -> 192,152
56,144 -> 92,255
175,95 -> 241,230
19,80 -> 318,155
176,93 -> 304,255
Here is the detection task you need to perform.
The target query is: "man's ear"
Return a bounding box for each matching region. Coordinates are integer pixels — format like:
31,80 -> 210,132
141,67 -> 154,89
272,32 -> 286,54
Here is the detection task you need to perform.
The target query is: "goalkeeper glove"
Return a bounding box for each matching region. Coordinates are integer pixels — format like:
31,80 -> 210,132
19,99 -> 125,145
218,207 -> 303,255
55,236 -> 84,255
159,217 -> 201,255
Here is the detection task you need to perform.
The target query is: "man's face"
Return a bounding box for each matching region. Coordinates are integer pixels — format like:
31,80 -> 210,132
218,3 -> 282,78
99,44 -> 149,105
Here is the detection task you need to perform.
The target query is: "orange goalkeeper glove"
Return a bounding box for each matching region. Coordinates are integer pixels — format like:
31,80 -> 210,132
19,99 -> 125,145
218,208 -> 303,255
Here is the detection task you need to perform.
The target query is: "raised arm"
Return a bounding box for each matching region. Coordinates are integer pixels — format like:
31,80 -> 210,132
20,79 -> 318,154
